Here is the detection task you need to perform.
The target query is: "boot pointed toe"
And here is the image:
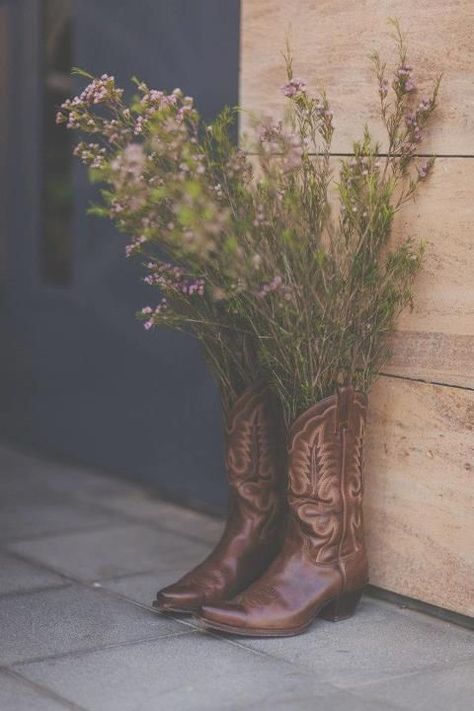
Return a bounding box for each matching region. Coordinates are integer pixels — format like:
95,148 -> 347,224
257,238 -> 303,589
153,585 -> 203,613
199,603 -> 247,630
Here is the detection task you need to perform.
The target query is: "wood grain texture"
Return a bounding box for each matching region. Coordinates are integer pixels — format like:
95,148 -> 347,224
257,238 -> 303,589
240,0 -> 474,154
251,155 -> 474,387
386,159 -> 474,387
365,376 -> 474,617
385,332 -> 474,388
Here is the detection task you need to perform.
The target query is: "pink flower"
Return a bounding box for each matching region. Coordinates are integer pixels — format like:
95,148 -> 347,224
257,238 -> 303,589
125,234 -> 147,258
418,97 -> 432,112
396,65 -> 417,94
281,78 -> 306,98
379,79 -> 389,98
417,160 -> 430,179
143,261 -> 205,297
256,274 -> 285,299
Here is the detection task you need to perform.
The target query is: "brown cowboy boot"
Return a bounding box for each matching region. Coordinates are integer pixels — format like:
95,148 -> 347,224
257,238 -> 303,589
198,385 -> 369,636
153,384 -> 287,614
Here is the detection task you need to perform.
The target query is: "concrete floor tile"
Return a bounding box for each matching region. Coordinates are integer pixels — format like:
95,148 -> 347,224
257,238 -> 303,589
233,597 -> 474,688
97,492 -> 224,543
0,551 -> 65,595
0,498 -> 121,542
0,583 -> 183,665
0,445 -> 137,503
349,659 -> 474,711
16,632 -> 337,711
0,671 -> 72,711
7,524 -> 211,581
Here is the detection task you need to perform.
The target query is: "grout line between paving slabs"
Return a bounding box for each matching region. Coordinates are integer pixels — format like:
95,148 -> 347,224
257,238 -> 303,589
0,545 -> 199,590
0,582 -> 73,601
70,485 -> 224,539
0,544 -> 196,591
331,654 -> 474,692
76,501 -> 222,547
0,501 -> 221,549
2,630 -> 194,670
1,666 -> 89,711
0,520 -> 134,546
0,547 -> 83,582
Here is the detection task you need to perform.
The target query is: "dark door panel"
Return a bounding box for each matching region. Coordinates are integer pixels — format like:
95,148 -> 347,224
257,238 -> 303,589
0,0 -> 241,513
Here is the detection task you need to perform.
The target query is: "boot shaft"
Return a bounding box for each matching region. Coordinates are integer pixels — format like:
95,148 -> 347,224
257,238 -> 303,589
225,384 -> 287,491
154,384 -> 287,612
224,384 -> 287,530
287,385 -> 368,564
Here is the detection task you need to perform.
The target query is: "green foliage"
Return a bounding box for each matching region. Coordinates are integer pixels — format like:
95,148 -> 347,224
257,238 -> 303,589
58,24 -> 441,422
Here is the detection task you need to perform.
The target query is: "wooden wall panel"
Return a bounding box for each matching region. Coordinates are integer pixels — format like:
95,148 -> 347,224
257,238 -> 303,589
253,157 -> 474,387
365,377 -> 474,617
242,1 -> 474,615
387,159 -> 474,388
241,0 -> 474,155
386,332 -> 474,389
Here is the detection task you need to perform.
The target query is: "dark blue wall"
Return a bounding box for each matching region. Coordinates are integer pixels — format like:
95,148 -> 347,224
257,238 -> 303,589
0,0 -> 241,513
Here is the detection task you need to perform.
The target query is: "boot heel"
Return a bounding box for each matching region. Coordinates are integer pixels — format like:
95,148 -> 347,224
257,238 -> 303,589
320,589 -> 363,622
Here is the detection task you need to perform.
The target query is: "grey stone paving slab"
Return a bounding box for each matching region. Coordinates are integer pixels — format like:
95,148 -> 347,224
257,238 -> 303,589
0,670 -> 72,711
232,597 -> 474,689
0,445 -> 137,504
8,524 -> 211,582
102,568 -> 194,608
349,659 -> 474,711
0,583 -> 183,665
16,632 -> 355,711
0,498 -> 122,542
0,550 -> 65,595
97,491 -> 224,543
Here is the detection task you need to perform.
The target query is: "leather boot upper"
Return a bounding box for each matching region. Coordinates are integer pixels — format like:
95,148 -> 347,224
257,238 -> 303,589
199,386 -> 369,634
154,384 -> 287,612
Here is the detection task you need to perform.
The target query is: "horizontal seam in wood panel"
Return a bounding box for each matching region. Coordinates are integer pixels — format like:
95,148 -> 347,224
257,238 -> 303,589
323,153 -> 474,159
244,151 -> 474,159
379,371 -> 474,392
